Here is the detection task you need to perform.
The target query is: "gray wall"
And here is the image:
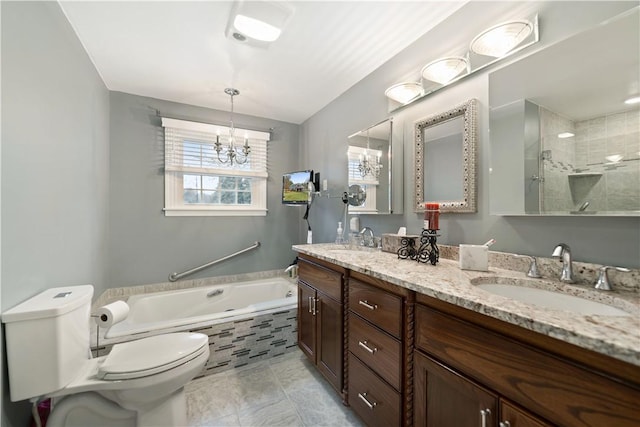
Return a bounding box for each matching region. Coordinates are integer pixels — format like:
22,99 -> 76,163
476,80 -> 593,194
1,1 -> 110,425
108,92 -> 301,287
300,1 -> 640,268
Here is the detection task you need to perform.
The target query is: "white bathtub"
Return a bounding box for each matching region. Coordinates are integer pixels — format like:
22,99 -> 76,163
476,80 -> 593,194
105,277 -> 298,339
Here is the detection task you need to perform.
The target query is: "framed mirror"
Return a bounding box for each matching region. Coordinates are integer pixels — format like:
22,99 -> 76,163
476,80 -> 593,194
414,99 -> 477,213
347,118 -> 395,214
489,7 -> 639,216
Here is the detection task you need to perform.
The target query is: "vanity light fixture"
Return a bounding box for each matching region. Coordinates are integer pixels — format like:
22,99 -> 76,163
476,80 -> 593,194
384,82 -> 424,105
214,88 -> 251,165
421,56 -> 469,85
470,19 -> 533,58
558,132 -> 575,139
385,15 -> 537,109
624,96 -> 640,105
226,1 -> 294,44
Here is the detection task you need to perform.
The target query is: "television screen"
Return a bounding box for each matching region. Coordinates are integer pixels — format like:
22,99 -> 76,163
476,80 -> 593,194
282,170 -> 313,205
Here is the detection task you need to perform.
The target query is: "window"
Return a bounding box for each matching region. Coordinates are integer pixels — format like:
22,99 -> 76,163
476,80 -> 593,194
347,146 -> 379,213
162,118 -> 270,216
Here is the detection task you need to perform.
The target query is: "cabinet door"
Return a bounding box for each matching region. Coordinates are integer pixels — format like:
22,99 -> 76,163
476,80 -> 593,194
414,351 -> 498,427
500,399 -> 554,427
316,290 -> 343,393
297,281 -> 316,362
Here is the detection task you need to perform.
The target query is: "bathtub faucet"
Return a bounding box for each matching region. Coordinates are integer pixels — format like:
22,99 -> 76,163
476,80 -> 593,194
207,289 -> 224,298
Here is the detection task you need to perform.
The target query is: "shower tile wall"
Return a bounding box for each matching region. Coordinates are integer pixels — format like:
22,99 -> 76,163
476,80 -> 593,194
540,107 -> 640,212
540,108 -> 576,211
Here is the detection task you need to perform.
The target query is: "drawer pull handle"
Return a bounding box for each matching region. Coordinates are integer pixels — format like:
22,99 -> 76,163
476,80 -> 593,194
358,300 -> 378,310
499,422 -> 511,427
358,392 -> 377,410
480,409 -> 491,427
308,296 -> 313,313
358,340 -> 377,354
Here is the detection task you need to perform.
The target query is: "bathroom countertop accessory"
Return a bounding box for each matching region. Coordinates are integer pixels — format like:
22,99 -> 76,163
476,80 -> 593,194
417,229 -> 440,265
459,243 -> 488,271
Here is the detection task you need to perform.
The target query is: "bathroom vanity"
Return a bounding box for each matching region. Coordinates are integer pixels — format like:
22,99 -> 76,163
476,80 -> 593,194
293,244 -> 640,427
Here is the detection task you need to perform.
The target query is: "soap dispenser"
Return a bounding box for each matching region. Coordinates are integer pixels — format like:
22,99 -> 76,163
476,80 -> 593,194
335,222 -> 345,244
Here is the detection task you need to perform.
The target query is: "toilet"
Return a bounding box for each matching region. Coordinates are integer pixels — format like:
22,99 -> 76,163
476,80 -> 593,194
2,285 -> 209,427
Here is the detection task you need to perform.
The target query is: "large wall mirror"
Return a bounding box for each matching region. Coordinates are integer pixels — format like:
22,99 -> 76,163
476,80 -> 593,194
489,7 -> 639,216
347,118 -> 401,214
414,99 -> 477,213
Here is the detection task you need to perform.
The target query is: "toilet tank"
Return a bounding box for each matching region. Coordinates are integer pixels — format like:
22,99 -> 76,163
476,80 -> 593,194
2,285 -> 93,402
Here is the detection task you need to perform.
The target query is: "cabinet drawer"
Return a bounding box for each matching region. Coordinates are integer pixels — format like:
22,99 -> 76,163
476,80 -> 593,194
349,278 -> 402,338
298,258 -> 343,301
348,353 -> 401,427
349,313 -> 401,390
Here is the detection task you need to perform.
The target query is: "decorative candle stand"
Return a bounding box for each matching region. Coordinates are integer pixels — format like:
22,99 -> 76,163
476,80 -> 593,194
397,236 -> 419,260
417,229 -> 439,265
397,230 -> 439,265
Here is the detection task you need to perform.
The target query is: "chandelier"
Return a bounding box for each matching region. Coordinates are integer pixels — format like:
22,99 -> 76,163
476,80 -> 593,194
358,129 -> 383,179
214,88 -> 251,165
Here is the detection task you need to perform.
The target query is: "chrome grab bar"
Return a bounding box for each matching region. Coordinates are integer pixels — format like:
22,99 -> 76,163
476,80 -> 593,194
168,241 -> 261,282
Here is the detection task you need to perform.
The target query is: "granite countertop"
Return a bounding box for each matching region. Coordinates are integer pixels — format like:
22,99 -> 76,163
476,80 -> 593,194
292,243 -> 640,367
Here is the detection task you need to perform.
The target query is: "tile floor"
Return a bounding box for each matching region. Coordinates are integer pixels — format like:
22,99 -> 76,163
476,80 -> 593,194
185,349 -> 364,427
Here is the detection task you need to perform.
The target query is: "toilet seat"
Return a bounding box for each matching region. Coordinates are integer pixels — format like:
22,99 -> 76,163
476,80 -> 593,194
98,333 -> 208,380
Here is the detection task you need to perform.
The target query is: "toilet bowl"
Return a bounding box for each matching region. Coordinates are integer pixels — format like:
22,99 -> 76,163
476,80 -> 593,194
2,285 -> 210,427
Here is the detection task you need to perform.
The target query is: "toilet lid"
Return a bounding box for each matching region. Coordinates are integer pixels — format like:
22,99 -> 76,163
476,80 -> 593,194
98,332 -> 208,380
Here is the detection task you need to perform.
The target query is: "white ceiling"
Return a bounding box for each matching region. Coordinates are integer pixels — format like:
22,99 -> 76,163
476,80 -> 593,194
58,1 -> 467,124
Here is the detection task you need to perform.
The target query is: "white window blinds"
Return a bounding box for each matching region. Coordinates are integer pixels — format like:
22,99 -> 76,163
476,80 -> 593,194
162,117 -> 269,178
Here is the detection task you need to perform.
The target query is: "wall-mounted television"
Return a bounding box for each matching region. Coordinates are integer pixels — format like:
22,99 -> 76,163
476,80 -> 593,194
282,170 -> 314,205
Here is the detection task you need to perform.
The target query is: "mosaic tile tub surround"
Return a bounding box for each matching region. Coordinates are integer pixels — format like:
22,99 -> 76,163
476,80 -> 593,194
93,307 -> 298,377
193,307 -> 298,376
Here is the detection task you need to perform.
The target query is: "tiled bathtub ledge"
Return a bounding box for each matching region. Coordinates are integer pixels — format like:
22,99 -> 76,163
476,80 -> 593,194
292,243 -> 640,367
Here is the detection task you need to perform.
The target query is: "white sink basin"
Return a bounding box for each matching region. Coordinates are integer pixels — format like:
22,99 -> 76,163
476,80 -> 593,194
474,280 -> 632,317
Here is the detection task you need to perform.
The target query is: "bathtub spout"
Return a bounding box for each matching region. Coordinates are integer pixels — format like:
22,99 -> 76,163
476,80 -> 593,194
207,289 -> 224,298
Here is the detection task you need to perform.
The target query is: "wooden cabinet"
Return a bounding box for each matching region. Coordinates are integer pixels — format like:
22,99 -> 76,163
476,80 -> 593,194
499,399 -> 552,427
414,351 -> 497,427
415,294 -> 640,427
294,253 -> 639,427
347,272 -> 413,427
297,255 -> 345,397
414,351 -> 552,427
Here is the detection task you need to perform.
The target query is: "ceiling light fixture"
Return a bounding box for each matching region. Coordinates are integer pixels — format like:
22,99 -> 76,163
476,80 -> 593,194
214,88 -> 250,165
470,20 -> 533,58
421,56 -> 469,85
624,96 -> 640,105
384,82 -> 424,105
227,1 -> 293,44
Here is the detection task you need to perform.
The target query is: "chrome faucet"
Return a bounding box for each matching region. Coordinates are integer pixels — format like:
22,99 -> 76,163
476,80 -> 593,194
359,227 -> 375,247
551,243 -> 574,283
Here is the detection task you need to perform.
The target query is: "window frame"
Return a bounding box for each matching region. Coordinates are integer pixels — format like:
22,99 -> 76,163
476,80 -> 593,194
162,118 -> 270,217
